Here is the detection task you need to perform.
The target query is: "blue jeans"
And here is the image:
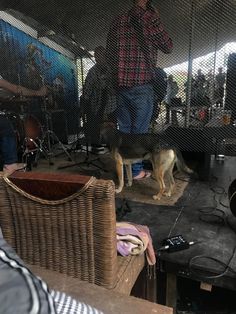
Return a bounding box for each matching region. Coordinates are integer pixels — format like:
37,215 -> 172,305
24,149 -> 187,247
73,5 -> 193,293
0,116 -> 18,165
117,84 -> 154,177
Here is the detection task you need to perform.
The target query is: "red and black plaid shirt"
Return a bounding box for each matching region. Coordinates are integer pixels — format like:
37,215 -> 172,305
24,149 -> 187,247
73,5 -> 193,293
106,6 -> 173,88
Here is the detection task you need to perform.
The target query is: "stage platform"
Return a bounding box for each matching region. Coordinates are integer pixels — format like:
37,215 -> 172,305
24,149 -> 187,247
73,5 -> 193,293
115,156 -> 236,311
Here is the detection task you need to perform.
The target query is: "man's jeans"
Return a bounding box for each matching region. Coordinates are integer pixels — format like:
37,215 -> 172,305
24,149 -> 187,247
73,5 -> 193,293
117,84 -> 154,177
0,115 -> 18,165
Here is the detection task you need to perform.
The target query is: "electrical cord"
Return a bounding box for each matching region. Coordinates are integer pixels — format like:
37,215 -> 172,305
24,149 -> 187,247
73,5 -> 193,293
189,246 -> 236,280
174,173 -> 199,183
210,185 -> 225,195
219,197 -> 229,208
198,206 -> 226,225
167,206 -> 185,238
194,174 -> 229,225
188,177 -> 236,280
174,176 -> 189,183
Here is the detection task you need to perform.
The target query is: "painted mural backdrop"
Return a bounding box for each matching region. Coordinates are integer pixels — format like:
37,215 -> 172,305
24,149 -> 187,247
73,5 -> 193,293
0,19 -> 78,110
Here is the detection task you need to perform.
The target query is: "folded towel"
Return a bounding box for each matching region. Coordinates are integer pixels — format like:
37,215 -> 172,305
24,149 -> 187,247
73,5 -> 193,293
117,234 -> 145,256
116,222 -> 156,265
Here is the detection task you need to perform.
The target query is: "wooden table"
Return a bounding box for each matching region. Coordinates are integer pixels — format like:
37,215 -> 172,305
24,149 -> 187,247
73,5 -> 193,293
29,265 -> 173,314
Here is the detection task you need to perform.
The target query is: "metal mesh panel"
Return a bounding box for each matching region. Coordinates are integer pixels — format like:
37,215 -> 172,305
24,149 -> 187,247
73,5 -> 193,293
1,0 -> 236,160
76,0 -> 236,157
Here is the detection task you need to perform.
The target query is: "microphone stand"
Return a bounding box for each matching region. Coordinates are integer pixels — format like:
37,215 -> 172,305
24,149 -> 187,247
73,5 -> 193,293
57,76 -> 107,173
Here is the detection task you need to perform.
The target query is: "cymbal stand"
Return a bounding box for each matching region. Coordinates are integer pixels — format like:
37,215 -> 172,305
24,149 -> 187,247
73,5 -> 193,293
32,97 -> 73,166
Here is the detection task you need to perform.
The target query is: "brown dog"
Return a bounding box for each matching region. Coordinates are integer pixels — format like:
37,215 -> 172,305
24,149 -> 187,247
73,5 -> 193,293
100,123 -> 193,200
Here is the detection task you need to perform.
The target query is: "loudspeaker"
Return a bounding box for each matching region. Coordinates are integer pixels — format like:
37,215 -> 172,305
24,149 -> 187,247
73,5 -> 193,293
225,53 -> 236,120
49,110 -> 68,144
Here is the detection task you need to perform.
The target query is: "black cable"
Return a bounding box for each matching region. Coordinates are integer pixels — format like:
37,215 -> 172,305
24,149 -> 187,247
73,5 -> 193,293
189,246 -> 236,280
174,171 -> 199,183
219,191 -> 229,208
174,175 -> 190,183
198,206 -> 226,225
207,173 -> 230,208
195,173 -> 230,224
210,185 -> 225,195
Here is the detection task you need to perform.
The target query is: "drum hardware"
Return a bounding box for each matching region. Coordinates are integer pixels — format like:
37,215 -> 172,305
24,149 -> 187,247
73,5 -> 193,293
1,96 -> 72,168
22,136 -> 48,170
32,96 -> 73,166
8,113 -> 43,168
57,97 -> 108,173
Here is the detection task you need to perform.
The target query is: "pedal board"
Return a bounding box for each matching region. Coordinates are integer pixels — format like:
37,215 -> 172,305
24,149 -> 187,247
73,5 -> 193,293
161,235 -> 190,253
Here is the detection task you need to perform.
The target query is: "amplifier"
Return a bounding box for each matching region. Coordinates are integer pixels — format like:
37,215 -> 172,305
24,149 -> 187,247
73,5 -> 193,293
225,53 -> 236,120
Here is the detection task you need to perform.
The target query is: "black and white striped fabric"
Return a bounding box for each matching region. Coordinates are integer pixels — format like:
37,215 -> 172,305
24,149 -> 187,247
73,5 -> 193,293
0,246 -> 56,314
51,290 -> 103,314
0,231 -> 103,314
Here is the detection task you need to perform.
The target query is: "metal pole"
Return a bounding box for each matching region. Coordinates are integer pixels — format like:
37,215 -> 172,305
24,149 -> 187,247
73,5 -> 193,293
185,0 -> 196,128
80,56 -> 84,89
212,0 -> 224,103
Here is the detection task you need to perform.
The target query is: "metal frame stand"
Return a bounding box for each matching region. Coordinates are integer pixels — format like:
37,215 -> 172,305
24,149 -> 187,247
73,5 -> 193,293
57,134 -> 107,172
22,98 -> 73,167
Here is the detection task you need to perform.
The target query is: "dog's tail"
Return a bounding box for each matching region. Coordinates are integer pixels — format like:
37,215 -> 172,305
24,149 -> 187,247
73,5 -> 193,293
175,149 -> 194,175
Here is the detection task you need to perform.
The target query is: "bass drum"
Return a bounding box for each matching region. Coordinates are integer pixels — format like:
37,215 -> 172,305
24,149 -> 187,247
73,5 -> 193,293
4,112 -> 42,151
23,114 -> 42,150
229,179 -> 236,216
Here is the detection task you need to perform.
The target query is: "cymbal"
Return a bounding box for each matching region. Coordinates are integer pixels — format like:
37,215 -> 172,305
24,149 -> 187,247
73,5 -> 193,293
0,96 -> 30,103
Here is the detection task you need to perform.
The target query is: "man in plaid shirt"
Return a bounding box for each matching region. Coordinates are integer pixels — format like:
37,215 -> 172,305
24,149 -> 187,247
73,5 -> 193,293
106,0 -> 173,179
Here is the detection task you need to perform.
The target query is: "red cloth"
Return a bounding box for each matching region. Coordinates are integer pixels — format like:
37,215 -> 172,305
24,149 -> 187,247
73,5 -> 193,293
132,223 -> 156,265
106,6 -> 173,88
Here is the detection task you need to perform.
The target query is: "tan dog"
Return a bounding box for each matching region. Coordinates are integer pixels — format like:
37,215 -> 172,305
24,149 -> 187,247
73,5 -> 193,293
100,123 -> 193,200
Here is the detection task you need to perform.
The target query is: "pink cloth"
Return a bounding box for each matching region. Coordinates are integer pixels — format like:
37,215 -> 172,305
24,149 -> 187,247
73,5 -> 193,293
116,222 -> 156,265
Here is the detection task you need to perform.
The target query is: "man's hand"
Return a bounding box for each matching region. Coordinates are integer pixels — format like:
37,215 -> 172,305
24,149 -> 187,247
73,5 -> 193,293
36,86 -> 48,97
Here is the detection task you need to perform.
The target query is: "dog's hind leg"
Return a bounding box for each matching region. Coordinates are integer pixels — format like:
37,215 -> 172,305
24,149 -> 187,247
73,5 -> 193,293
163,159 -> 176,197
152,149 -> 175,200
152,166 -> 165,200
152,153 -> 166,200
114,152 -> 124,193
125,163 -> 133,187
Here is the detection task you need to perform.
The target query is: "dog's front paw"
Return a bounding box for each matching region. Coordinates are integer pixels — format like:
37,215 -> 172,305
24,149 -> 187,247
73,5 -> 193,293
153,194 -> 162,200
163,191 -> 172,197
115,187 -> 122,194
125,181 -> 132,187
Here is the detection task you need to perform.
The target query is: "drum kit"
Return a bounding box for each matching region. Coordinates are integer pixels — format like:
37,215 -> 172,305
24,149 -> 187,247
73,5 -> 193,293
0,95 -> 72,168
